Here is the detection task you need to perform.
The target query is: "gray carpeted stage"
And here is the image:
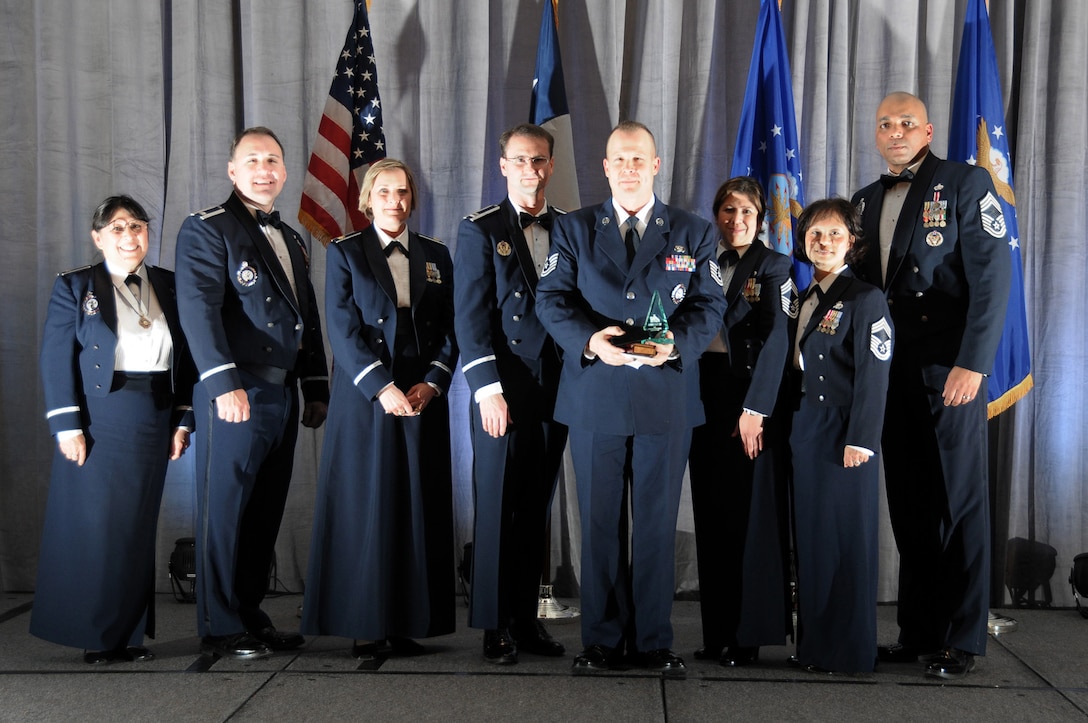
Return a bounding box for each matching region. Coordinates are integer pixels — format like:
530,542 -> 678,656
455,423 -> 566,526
1,593 -> 1085,721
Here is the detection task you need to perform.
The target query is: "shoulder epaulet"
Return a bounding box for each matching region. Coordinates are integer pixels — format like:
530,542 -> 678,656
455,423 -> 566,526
464,204 -> 501,222
552,207 -> 567,215
192,205 -> 226,220
58,265 -> 92,277
418,233 -> 444,246
331,229 -> 365,245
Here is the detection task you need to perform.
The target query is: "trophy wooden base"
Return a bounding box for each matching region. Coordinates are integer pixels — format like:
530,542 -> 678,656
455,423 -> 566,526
622,342 -> 658,357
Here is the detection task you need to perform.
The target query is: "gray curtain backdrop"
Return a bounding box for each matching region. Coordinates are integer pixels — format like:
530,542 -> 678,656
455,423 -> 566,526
2,0 -> 1085,608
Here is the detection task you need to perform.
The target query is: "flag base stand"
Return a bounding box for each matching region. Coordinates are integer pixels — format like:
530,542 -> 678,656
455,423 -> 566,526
537,584 -> 579,620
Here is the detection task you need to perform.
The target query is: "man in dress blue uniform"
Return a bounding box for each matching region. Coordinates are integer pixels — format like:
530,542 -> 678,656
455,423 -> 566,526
455,123 -> 568,664
851,92 -> 1010,679
176,127 -> 329,659
536,121 -> 725,676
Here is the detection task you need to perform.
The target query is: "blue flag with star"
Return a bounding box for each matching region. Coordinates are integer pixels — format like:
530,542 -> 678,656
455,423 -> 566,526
730,0 -> 809,288
949,0 -> 1032,417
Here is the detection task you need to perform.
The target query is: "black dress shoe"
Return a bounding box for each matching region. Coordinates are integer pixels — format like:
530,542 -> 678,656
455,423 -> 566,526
83,647 -> 132,665
200,633 -> 272,659
250,626 -> 305,651
513,621 -> 565,657
128,646 -> 155,662
720,646 -> 759,667
388,637 -> 426,656
640,649 -> 687,676
351,639 -> 389,659
572,644 -> 622,674
786,655 -> 834,674
693,645 -> 723,661
924,648 -> 976,680
877,643 -> 928,663
483,629 -> 518,664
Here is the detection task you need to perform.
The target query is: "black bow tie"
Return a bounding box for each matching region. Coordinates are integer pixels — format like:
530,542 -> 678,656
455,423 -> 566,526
384,240 -> 408,257
879,169 -> 915,189
256,209 -> 282,229
519,211 -> 553,232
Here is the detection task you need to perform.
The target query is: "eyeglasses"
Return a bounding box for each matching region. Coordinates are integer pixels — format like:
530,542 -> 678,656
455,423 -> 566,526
503,155 -> 550,168
103,222 -> 147,236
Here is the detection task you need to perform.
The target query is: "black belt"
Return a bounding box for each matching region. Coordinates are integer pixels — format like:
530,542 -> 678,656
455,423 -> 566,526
239,363 -> 296,387
112,371 -> 170,392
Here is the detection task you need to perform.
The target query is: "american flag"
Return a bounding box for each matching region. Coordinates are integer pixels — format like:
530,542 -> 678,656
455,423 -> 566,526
298,1 -> 386,246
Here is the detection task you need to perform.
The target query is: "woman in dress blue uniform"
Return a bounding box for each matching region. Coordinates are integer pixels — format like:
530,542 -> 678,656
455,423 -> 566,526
689,177 -> 795,667
31,195 -> 195,664
302,159 -> 457,658
788,198 -> 892,674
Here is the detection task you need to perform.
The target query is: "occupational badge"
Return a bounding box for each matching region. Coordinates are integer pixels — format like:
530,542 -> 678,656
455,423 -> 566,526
870,317 -> 893,361
425,262 -> 442,284
655,217 -> 664,227
979,191 -> 1007,239
82,291 -> 99,316
497,241 -> 512,257
236,261 -> 258,287
670,283 -> 686,304
781,279 -> 799,319
541,252 -> 558,278
926,231 -> 944,247
674,245 -> 686,253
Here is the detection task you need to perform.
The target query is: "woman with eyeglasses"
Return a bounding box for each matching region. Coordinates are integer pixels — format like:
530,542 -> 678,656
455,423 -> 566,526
30,195 -> 196,665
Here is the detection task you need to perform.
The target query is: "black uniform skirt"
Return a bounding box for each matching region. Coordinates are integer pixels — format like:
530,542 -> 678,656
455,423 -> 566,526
30,373 -> 173,650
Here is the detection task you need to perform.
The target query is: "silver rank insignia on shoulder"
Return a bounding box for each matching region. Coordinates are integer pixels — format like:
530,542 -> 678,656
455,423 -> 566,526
979,191 -> 1007,238
870,317 -> 893,361
465,204 -> 500,222
710,260 -> 723,287
671,283 -> 685,304
497,240 -> 512,257
194,205 -> 226,220
541,252 -> 559,277
82,291 -> 99,316
426,262 -> 442,284
781,279 -> 799,318
237,261 -> 258,287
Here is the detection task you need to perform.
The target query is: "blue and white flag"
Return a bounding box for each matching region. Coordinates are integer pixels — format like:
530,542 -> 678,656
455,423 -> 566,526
949,0 -> 1032,417
530,0 -> 580,212
730,0 -> 809,288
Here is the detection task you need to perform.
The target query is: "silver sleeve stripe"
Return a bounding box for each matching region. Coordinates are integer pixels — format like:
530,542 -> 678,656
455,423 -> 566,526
200,362 -> 236,381
174,405 -> 194,412
46,405 -> 81,419
299,375 -> 330,383
461,354 -> 496,373
431,361 -> 452,375
354,361 -> 383,386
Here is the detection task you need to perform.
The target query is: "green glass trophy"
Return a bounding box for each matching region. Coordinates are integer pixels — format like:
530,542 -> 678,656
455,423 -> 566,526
612,290 -> 673,357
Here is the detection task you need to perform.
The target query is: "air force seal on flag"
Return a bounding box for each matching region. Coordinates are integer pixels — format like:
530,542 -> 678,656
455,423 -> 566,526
870,317 -> 893,361
541,252 -> 559,278
979,191 -> 1007,239
781,279 -> 799,318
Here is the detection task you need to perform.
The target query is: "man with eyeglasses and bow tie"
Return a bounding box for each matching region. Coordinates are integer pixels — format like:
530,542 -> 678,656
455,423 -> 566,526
175,126 -> 329,660
455,123 -> 569,665
851,92 -> 1010,680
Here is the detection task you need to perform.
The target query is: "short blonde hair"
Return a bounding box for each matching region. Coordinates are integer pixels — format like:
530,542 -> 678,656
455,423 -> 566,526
358,158 -> 419,219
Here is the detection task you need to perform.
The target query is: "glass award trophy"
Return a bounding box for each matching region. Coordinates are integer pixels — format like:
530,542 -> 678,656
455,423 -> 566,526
611,290 -> 673,357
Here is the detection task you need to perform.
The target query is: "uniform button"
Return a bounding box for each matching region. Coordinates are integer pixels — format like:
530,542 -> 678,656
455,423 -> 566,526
96,384 -> 102,389
295,323 -> 303,330
511,339 -> 521,345
266,296 -> 273,302
512,315 -> 521,321
920,315 -> 929,322
378,318 -> 385,324
915,291 -> 923,298
626,291 -> 636,300
888,299 -> 895,306
93,345 -> 100,350
818,394 -> 825,402
625,318 -> 635,326
818,375 -> 825,382
514,291 -> 523,299
818,354 -> 824,360
377,339 -> 383,344
912,267 -> 919,273
264,347 -> 272,352
267,322 -> 275,328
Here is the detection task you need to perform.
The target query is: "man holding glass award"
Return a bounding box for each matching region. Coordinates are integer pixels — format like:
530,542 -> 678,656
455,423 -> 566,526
536,121 -> 725,676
